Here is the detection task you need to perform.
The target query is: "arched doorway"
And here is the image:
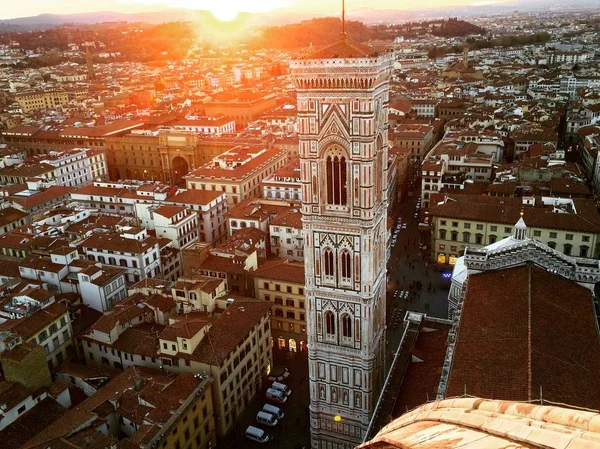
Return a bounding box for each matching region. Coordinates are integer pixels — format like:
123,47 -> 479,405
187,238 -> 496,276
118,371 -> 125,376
171,156 -> 189,186
288,339 -> 297,352
300,341 -> 306,352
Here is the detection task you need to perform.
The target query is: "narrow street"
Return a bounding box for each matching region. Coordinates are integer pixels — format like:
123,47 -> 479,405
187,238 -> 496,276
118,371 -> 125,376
384,173 -> 451,368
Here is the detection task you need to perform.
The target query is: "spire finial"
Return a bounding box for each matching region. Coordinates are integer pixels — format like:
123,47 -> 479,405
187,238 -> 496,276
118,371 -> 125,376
341,0 -> 347,40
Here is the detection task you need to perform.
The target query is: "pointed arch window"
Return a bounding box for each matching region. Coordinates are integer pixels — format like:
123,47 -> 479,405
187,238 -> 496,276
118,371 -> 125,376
325,311 -> 335,335
326,154 -> 347,206
341,314 -> 352,338
323,248 -> 335,277
341,250 -> 351,280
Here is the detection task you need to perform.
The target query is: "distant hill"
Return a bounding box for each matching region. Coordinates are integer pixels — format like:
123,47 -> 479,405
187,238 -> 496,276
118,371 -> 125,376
0,10 -> 191,30
1,0 -> 599,32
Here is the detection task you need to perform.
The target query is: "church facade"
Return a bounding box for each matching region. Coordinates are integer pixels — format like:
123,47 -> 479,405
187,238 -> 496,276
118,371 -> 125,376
290,40 -> 393,448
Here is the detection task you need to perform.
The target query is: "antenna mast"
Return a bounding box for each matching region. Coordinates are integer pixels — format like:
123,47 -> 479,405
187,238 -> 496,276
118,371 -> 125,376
341,0 -> 347,39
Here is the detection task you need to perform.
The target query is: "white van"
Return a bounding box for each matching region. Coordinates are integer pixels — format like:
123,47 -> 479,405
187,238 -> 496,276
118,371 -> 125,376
256,411 -> 278,427
271,381 -> 292,396
245,425 -> 269,443
266,387 -> 287,403
262,404 -> 285,420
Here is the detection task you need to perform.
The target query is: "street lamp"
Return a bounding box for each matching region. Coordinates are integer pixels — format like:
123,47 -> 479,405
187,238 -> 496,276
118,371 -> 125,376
334,415 -> 342,423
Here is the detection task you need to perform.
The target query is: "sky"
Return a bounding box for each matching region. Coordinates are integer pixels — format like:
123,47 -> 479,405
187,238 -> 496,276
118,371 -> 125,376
1,0 -> 513,20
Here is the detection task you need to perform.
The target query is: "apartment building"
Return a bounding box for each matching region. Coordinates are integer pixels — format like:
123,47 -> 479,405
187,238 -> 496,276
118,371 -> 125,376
420,135 -> 500,208
420,159 -> 444,209
0,162 -> 56,184
253,258 -> 306,352
512,127 -> 558,156
83,296 -> 273,437
411,99 -> 437,118
261,157 -> 301,201
184,147 -> 288,205
77,264 -> 128,312
170,275 -> 226,314
82,294 -> 175,369
429,195 -> 600,264
202,91 -> 277,128
72,183 -> 228,243
227,197 -> 294,237
14,90 -> 69,113
137,205 -> 199,249
78,226 -> 162,283
158,299 -> 273,436
391,124 -> 434,160
0,207 -> 29,236
0,301 -> 73,371
21,366 -> 217,449
269,209 -> 303,261
5,182 -> 73,215
37,148 -> 107,187
171,116 -> 236,134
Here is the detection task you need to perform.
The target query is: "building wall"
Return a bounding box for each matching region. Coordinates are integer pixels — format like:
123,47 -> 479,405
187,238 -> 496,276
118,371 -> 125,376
26,310 -> 73,371
82,244 -> 161,283
185,153 -> 288,206
0,344 -> 52,391
432,216 -> 598,264
78,273 -> 127,312
155,381 -> 217,449
269,225 -> 304,261
254,276 -> 306,350
163,313 -> 273,436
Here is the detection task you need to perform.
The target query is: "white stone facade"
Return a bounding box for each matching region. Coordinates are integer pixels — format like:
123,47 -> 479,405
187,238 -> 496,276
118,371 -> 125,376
291,47 -> 392,449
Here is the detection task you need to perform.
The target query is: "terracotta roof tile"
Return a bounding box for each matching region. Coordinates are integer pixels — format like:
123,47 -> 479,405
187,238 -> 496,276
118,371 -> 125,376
190,298 -> 271,366
446,264 -> 600,410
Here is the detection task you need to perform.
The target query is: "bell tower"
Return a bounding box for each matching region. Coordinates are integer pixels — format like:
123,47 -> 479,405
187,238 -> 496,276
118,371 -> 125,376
290,17 -> 392,449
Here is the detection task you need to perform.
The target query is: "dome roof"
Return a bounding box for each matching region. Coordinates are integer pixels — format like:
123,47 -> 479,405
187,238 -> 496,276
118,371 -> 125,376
359,397 -> 600,449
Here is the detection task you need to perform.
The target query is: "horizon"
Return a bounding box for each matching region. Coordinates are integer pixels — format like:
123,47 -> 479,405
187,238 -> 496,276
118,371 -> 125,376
1,0 -> 519,21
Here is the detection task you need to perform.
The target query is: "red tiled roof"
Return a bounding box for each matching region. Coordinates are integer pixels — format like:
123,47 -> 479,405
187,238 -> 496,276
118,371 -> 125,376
446,264 -> 600,410
166,189 -> 224,206
8,186 -> 74,210
308,39 -> 377,59
79,231 -> 159,255
392,321 -> 450,415
430,194 -> 600,233
253,258 -> 305,285
190,298 -> 271,366
0,397 -> 66,449
0,302 -> 68,339
22,367 -> 206,449
153,205 -> 185,219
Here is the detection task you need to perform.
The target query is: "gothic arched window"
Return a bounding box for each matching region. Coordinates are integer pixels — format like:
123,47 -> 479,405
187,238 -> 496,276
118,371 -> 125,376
325,311 -> 336,335
323,248 -> 335,277
341,250 -> 351,280
326,153 -> 347,206
341,314 -> 352,338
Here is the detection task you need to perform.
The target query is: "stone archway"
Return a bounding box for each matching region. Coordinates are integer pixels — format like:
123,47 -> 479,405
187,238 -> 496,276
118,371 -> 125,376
171,156 -> 189,186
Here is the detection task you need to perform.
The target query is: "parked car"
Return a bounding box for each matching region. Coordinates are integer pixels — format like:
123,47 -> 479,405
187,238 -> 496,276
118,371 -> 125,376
262,404 -> 285,420
246,426 -> 269,443
266,388 -> 287,403
271,381 -> 292,396
256,411 -> 278,427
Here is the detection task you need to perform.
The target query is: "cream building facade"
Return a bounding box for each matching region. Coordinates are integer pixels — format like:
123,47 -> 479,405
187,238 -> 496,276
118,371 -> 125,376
430,195 -> 600,265
291,37 -> 392,448
253,258 -> 307,351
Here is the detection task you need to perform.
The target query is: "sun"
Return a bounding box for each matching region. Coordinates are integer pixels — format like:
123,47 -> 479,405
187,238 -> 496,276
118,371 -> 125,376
209,6 -> 239,22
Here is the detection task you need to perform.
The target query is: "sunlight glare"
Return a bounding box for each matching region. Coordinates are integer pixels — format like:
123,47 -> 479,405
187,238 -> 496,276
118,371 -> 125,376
210,6 -> 239,22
